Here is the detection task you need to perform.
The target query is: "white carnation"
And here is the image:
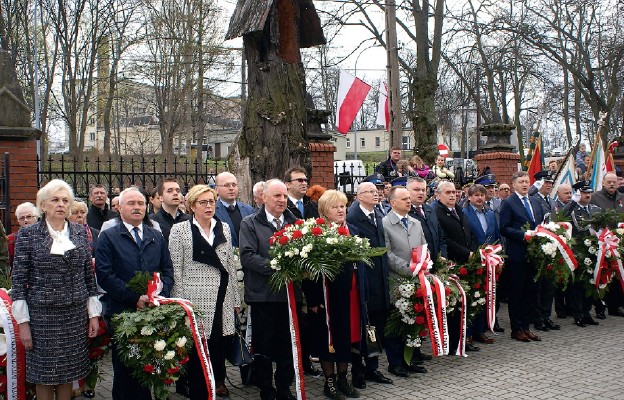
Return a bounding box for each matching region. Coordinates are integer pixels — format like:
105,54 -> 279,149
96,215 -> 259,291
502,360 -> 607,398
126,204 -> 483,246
154,340 -> 166,352
292,248 -> 299,255
589,278 -> 595,284
617,228 -> 624,235
141,326 -> 155,336
584,258 -> 593,266
398,283 -> 415,298
164,350 -> 176,360
176,337 -> 188,348
471,301 -> 478,307
599,283 -> 607,289
301,227 -> 309,235
584,239 -> 592,246
588,246 -> 597,255
478,298 -> 486,305
355,237 -> 363,244
270,259 -> 278,267
587,267 -> 593,273
300,252 -> 308,259
474,291 -> 481,298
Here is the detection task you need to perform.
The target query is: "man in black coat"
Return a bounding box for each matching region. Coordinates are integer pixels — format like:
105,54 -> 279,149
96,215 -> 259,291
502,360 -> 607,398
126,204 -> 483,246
375,147 -> 402,182
500,171 -> 545,343
150,178 -> 190,241
346,182 -> 393,389
284,166 -> 319,220
87,184 -> 118,230
406,177 -> 447,262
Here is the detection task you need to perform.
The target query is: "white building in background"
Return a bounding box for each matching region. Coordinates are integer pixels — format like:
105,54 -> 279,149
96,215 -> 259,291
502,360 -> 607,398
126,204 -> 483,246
331,128 -> 417,160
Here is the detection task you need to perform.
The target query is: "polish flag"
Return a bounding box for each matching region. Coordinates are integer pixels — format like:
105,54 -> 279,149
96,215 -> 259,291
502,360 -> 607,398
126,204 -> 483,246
376,81 -> 389,130
336,70 -> 371,134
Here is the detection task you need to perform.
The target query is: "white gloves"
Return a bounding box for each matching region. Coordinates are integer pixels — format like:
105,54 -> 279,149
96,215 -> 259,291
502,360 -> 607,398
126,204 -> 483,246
534,179 -> 544,190
572,190 -> 581,203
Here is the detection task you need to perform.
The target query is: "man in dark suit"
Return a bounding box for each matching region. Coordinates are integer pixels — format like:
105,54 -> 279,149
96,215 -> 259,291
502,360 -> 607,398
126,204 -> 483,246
529,171 -> 560,332
463,184 -> 501,344
346,182 -> 393,389
406,177 -> 447,261
150,178 -> 190,241
499,171 -> 545,342
284,166 -> 319,220
87,184 -> 118,230
214,172 -> 255,247
96,187 -> 174,400
435,181 -> 479,352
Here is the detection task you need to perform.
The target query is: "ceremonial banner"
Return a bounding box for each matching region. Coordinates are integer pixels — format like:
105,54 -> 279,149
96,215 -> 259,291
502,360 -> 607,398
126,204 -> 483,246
336,70 -> 371,134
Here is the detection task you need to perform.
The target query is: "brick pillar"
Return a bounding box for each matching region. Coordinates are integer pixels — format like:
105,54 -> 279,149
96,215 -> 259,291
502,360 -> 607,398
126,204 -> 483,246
474,152 -> 521,186
0,140 -> 39,232
308,141 -> 336,190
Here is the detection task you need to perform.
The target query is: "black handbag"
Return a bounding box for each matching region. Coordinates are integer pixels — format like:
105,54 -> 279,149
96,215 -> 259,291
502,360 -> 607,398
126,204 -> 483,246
226,315 -> 254,367
363,303 -> 383,357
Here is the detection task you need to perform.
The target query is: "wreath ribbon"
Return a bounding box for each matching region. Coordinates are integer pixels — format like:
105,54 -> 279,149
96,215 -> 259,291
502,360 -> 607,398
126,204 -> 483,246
286,282 -> 307,400
0,290 -> 26,400
446,275 -> 467,357
596,228 -> 624,291
148,273 -> 216,400
410,245 -> 448,357
525,223 -> 577,273
479,244 -> 503,332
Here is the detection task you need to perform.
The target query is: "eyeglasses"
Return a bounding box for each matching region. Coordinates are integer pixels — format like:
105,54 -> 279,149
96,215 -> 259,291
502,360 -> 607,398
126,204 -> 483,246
18,214 -> 36,221
500,188 -> 510,191
197,200 -> 216,207
289,178 -> 309,183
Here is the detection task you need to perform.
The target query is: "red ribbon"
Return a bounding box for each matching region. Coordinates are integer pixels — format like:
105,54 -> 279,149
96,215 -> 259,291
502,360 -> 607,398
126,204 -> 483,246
446,275 -> 467,357
0,290 -> 26,400
286,282 -> 306,400
147,273 -> 215,400
479,244 -> 503,332
525,223 -> 577,272
595,228 -> 624,291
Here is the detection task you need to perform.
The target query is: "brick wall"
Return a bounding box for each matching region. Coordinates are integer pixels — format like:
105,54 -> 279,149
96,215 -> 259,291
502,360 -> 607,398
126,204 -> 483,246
474,152 -> 521,186
0,139 -> 39,232
308,141 -> 336,190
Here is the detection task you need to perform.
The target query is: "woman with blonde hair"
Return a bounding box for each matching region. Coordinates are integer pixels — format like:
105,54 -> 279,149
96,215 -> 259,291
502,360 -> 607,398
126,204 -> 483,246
410,156 -> 432,179
12,179 -> 101,400
304,190 -> 365,399
169,184 -> 240,398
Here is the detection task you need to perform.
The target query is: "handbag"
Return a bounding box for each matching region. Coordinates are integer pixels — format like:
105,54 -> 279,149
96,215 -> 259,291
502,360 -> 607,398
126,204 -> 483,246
363,303 -> 383,357
226,315 -> 254,367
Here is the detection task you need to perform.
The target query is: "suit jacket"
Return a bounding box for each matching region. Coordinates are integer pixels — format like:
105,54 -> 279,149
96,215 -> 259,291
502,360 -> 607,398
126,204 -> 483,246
435,203 -> 478,263
346,204 -> 390,311
462,205 -> 500,246
499,193 -> 545,262
214,200 -> 255,247
286,195 -> 319,219
485,197 -> 501,213
531,192 -> 553,217
382,211 -> 427,281
408,203 -> 447,260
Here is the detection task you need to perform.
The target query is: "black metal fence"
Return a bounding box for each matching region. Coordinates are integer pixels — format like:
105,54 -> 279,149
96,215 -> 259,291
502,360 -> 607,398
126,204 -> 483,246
37,155 -> 226,199
0,153 -> 10,230
334,162 -> 374,194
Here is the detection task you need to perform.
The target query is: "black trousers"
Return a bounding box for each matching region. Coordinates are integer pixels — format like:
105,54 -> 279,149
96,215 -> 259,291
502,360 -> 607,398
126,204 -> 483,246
566,281 -> 591,320
249,302 -> 295,397
595,280 -> 624,313
106,316 -> 152,400
507,260 -> 538,332
187,335 -> 227,400
535,276 -> 555,322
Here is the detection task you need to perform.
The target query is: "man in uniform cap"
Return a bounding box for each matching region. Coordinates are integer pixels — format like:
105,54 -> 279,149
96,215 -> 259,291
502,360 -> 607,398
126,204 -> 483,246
531,170 -> 559,332
563,181 -> 601,327
391,176 -> 407,187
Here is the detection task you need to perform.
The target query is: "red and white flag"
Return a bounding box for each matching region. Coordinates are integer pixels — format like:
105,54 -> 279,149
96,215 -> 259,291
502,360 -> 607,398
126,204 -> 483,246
376,81 -> 389,130
336,70 -> 371,134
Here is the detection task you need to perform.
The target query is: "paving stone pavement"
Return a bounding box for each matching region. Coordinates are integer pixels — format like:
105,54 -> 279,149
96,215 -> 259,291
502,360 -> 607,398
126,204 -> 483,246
88,304 -> 624,399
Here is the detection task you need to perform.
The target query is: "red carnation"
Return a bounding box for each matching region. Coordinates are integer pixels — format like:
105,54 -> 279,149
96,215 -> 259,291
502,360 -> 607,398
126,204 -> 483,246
445,287 -> 451,296
179,356 -> 190,365
337,226 -> 349,236
100,336 -> 110,346
546,265 -> 553,271
164,379 -> 174,385
279,236 -> 289,245
168,366 -> 181,374
292,230 -> 303,239
475,268 -> 483,275
413,303 -> 425,313
269,237 -> 276,245
459,267 -> 468,276
415,289 -> 425,298
419,330 -> 428,337
143,364 -> 155,373
284,224 -> 292,229
89,347 -> 104,360
415,316 -> 425,325
473,283 -> 481,289
558,258 -> 564,265
295,220 -> 304,225
312,227 -> 323,236
316,218 -> 326,224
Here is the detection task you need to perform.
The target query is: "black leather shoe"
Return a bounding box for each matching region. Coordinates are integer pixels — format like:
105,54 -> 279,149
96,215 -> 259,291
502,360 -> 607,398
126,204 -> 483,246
596,311 -> 606,319
582,316 -> 599,325
352,372 -> 366,389
405,362 -> 428,373
545,319 -> 560,330
493,322 -> 505,333
534,321 -> 550,331
82,390 -> 95,399
388,365 -> 409,378
413,348 -> 432,361
608,308 -> 624,317
364,370 -> 393,384
574,318 -> 587,327
465,342 -> 480,352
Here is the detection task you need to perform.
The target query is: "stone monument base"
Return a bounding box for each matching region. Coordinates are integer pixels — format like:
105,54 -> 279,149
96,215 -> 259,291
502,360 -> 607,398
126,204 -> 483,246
474,152 -> 521,186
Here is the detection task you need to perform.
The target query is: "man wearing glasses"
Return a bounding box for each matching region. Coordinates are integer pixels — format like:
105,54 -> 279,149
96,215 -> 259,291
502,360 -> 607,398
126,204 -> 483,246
498,183 -> 511,200
284,166 -> 318,220
214,172 -> 255,247
8,202 -> 40,270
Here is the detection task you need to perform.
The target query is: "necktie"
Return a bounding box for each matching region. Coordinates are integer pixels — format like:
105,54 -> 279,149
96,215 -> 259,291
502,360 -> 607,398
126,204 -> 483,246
274,218 -> 282,230
228,204 -> 235,211
133,226 -> 142,247
401,217 -> 408,230
450,208 -> 460,221
369,212 -> 377,226
416,206 -> 425,218
522,197 -> 534,222
296,199 -> 304,217
486,201 -> 491,210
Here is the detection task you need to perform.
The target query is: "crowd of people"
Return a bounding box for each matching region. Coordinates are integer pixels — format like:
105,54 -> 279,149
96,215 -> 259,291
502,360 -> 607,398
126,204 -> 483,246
7,148 -> 624,400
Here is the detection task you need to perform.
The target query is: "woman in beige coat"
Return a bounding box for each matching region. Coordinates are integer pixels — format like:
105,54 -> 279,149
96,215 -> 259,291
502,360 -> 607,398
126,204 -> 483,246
169,185 -> 240,398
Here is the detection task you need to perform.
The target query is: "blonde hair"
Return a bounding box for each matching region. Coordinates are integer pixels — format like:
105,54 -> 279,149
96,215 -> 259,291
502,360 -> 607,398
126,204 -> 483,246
410,155 -> 424,167
36,179 -> 74,214
70,200 -> 88,215
317,190 -> 348,219
186,184 -> 216,212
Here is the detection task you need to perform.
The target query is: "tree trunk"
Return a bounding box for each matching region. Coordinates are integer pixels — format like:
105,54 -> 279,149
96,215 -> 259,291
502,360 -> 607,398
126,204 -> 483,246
410,73 -> 438,161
